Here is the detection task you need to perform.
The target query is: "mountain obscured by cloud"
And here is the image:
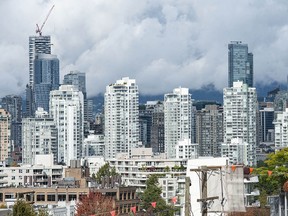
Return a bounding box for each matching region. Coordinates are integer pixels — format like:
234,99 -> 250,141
1,0 -> 288,97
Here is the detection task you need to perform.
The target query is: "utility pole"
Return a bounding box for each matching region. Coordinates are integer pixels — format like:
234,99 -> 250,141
185,176 -> 191,216
190,166 -> 220,216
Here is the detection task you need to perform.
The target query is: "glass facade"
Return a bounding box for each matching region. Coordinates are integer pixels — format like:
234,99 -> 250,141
228,41 -> 253,87
34,54 -> 59,112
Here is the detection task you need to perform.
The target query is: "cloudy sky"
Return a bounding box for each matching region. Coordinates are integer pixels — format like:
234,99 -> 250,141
0,0 -> 288,97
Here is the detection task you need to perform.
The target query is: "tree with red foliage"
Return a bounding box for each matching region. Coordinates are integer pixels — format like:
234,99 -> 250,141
76,191 -> 114,216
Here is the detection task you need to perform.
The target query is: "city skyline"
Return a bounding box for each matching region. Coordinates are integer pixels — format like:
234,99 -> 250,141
0,1 -> 288,98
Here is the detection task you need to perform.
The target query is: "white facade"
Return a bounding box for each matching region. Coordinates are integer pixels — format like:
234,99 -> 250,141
223,81 -> 257,166
274,108 -> 288,149
221,138 -> 249,165
187,157 -> 245,216
50,85 -> 84,165
175,139 -> 199,159
83,134 -> 105,157
22,108 -> 57,164
0,155 -> 63,188
82,156 -> 105,177
104,77 -> 139,159
164,87 -> 192,158
106,148 -> 186,204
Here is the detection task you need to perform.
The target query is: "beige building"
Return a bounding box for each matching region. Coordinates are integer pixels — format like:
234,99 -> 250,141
0,109 -> 11,161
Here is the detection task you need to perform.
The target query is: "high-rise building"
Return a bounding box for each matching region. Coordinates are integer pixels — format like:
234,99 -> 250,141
0,109 -> 11,161
29,36 -> 51,87
139,103 -> 154,148
1,95 -> 22,162
22,107 -> 57,164
104,77 -> 139,159
63,71 -> 93,122
63,71 -> 87,99
83,134 -> 105,157
49,85 -> 84,164
259,107 -> 274,143
164,87 -> 192,158
26,36 -> 52,117
196,105 -> 223,157
223,81 -> 257,166
151,101 -> 165,153
34,54 -> 59,112
274,108 -> 288,149
228,41 -> 253,87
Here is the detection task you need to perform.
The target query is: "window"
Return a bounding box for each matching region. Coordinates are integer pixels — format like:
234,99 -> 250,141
47,194 -> 55,201
37,194 -> 45,201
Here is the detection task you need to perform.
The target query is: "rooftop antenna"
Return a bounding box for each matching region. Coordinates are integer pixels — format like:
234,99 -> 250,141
36,5 -> 55,36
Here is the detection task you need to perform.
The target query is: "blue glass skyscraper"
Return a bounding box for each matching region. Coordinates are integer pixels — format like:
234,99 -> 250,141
228,41 -> 253,87
34,54 -> 59,112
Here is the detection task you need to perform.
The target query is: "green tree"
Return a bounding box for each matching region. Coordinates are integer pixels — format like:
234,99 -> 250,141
141,175 -> 177,216
95,163 -> 118,184
256,148 -> 288,206
37,209 -> 49,216
164,166 -> 170,172
12,200 -> 36,216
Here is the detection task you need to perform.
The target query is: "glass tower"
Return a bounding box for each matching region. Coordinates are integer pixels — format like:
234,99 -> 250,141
34,54 -> 59,112
228,41 -> 253,87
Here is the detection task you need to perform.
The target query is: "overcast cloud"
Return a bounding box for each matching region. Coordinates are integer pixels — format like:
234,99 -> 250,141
0,0 -> 288,97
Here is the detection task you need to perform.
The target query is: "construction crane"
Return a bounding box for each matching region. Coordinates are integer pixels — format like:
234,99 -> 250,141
36,5 -> 55,36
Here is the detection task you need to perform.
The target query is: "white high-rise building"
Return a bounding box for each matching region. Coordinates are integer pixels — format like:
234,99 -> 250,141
274,108 -> 288,149
164,87 -> 192,158
223,81 -> 257,166
104,77 -> 139,159
221,138 -> 249,165
22,108 -> 57,165
49,85 -> 84,165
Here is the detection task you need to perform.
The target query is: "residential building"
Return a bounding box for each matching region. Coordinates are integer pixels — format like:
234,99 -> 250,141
259,107 -> 274,143
107,148 -> 187,205
63,71 -> 87,98
0,158 -> 141,216
175,139 -> 199,159
244,175 -> 260,207
0,109 -> 11,162
104,77 -> 139,159
221,138 -> 249,165
223,81 -> 257,166
228,41 -> 253,87
49,85 -> 84,165
196,105 -> 223,157
164,87 -> 192,158
90,113 -> 104,135
83,134 -> 105,157
34,54 -> 59,112
22,108 -> 57,164
63,71 -> 93,123
274,108 -> 288,149
151,101 -> 165,153
83,156 -> 105,177
0,154 -> 63,188
139,106 -> 153,148
1,95 -> 22,162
